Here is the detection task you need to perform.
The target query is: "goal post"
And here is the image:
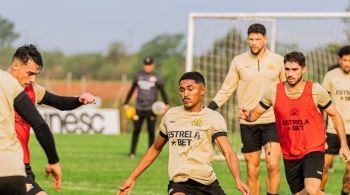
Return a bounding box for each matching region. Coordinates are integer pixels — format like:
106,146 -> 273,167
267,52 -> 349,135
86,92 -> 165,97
186,12 -> 350,136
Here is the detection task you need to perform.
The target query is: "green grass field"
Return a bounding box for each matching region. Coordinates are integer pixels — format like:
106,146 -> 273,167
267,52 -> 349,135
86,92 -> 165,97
29,133 -> 345,195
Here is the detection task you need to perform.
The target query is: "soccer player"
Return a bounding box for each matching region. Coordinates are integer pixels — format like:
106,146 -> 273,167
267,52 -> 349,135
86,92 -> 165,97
124,57 -> 169,158
238,51 -> 350,195
207,23 -> 284,195
7,44 -> 96,195
0,69 -> 59,194
320,46 -> 350,194
117,72 -> 249,195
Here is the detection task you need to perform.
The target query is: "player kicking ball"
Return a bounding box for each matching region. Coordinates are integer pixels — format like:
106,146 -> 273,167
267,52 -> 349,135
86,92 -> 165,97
117,71 -> 249,195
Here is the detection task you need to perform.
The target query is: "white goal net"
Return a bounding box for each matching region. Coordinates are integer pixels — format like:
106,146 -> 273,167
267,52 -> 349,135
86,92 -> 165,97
186,12 -> 350,136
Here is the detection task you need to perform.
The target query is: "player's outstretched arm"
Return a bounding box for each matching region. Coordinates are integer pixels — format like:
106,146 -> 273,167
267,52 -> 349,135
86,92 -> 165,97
209,61 -> 240,109
123,81 -> 137,105
14,91 -> 61,191
215,136 -> 250,195
238,104 -> 267,122
39,91 -> 96,110
325,104 -> 350,162
117,135 -> 167,195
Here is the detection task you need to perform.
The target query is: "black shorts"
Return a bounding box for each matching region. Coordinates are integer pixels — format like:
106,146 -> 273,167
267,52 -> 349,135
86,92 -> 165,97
240,122 -> 279,153
325,133 -> 350,154
167,179 -> 225,195
283,151 -> 325,194
0,175 -> 26,195
136,110 -> 156,118
25,164 -> 44,195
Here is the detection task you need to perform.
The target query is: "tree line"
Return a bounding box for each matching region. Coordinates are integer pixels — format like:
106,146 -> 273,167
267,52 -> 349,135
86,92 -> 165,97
0,15 -> 186,105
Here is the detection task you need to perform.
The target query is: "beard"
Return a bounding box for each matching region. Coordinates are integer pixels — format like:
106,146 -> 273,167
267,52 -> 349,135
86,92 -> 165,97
341,66 -> 350,74
287,75 -> 303,86
250,46 -> 264,56
183,103 -> 193,110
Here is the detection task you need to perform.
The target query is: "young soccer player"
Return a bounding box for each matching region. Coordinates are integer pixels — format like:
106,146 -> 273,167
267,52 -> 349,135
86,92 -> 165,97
117,72 -> 249,195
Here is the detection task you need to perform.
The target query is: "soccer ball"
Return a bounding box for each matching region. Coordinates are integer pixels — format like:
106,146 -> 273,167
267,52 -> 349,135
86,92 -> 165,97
152,101 -> 167,115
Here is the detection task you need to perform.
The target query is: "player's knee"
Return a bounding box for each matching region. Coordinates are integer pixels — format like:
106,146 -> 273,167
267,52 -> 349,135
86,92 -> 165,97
36,191 -> 48,195
266,160 -> 279,173
322,165 -> 330,174
173,192 -> 186,195
247,166 -> 260,178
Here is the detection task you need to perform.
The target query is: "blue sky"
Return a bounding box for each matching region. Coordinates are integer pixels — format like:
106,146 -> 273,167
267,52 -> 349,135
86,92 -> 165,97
0,0 -> 349,54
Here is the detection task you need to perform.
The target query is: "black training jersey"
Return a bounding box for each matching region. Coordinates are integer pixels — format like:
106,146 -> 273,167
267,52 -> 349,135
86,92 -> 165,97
124,71 -> 168,111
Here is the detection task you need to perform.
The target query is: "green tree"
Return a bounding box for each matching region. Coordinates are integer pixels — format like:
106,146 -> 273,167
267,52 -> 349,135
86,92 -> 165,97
0,15 -> 19,48
63,53 -> 104,79
41,50 -> 66,78
138,33 -> 185,63
136,33 -> 186,106
106,42 -> 127,64
0,47 -> 16,69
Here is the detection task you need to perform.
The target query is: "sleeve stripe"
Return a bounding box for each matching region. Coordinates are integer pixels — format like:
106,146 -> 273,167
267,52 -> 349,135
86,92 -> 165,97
318,100 -> 332,110
212,131 -> 227,140
159,131 -> 168,139
259,101 -> 271,110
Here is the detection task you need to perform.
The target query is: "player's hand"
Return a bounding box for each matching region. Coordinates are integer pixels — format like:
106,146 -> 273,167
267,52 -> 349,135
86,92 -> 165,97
237,107 -> 249,120
160,104 -> 170,115
79,92 -> 96,105
163,104 -> 170,114
123,104 -> 130,110
116,178 -> 135,195
339,146 -> 350,163
235,179 -> 250,195
45,162 -> 62,192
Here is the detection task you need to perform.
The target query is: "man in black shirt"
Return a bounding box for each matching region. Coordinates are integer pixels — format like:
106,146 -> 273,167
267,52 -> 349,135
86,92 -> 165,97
124,57 -> 169,158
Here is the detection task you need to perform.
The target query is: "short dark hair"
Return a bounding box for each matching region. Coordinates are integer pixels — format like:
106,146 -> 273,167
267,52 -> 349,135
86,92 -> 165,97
179,71 -> 205,86
12,44 -> 43,68
338,45 -> 350,58
284,51 -> 306,68
247,23 -> 266,36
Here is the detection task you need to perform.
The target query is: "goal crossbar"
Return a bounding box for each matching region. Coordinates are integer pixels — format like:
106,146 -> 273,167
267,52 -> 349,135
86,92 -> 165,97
186,12 -> 350,72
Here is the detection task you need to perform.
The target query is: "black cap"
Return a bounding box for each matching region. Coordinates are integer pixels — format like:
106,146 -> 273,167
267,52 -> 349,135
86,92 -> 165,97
143,57 -> 154,65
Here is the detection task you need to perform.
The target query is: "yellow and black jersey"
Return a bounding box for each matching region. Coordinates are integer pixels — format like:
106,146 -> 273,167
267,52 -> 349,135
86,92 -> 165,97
322,67 -> 350,134
0,69 -> 25,177
212,49 -> 284,124
159,106 -> 227,185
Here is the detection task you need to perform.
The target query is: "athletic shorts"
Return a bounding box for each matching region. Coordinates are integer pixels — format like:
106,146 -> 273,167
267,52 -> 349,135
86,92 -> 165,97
240,122 -> 279,153
0,175 -> 26,195
136,110 -> 156,118
25,164 -> 44,195
167,179 -> 225,195
283,151 -> 325,194
325,133 -> 350,155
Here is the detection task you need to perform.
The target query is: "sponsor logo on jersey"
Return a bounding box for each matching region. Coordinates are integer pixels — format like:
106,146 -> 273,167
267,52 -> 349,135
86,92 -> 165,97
282,119 -> 310,131
289,107 -> 299,115
192,119 -> 202,127
138,80 -> 155,90
267,63 -> 276,70
149,76 -> 157,82
169,130 -> 201,146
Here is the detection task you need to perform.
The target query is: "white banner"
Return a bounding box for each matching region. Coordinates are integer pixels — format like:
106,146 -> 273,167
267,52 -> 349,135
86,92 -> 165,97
38,108 -> 120,135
